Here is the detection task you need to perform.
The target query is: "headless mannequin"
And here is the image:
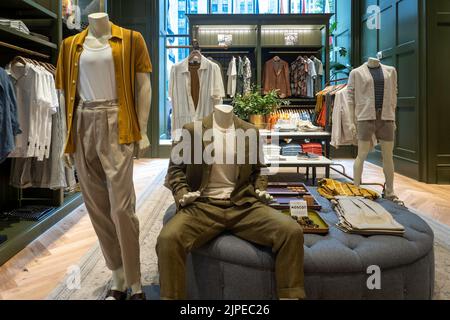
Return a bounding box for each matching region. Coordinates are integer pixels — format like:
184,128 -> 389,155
87,13 -> 152,152
352,58 -> 396,199
86,13 -> 151,297
179,105 -> 272,207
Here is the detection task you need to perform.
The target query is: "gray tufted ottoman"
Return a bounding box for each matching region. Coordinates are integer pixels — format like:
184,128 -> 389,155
162,189 -> 435,300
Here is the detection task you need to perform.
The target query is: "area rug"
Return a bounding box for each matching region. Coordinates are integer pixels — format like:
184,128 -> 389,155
48,173 -> 450,300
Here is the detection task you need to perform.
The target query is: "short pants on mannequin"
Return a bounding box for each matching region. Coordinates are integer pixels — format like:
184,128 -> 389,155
357,110 -> 395,142
73,100 -> 141,288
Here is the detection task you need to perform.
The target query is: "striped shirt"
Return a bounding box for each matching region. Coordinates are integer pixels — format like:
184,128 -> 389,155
369,66 -> 384,110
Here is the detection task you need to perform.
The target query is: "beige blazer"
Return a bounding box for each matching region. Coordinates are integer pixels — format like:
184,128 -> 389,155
347,63 -> 398,122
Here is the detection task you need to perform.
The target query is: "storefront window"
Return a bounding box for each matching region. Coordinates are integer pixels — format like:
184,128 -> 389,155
159,0 -> 341,143
291,0 -> 334,14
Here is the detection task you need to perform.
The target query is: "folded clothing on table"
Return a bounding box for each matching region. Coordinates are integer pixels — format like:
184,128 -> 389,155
263,144 -> 281,157
333,196 -> 405,236
280,142 -> 302,156
318,178 -> 380,200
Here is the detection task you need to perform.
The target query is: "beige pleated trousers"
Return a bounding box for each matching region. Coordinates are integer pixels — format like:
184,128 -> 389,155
73,100 -> 141,286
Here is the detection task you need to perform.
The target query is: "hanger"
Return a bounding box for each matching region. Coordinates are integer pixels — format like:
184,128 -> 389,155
188,38 -> 202,65
273,56 -> 281,62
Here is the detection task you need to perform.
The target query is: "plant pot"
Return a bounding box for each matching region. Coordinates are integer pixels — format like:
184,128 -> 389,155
249,114 -> 266,129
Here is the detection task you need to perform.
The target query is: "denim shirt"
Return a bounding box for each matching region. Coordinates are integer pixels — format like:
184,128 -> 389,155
0,67 -> 21,163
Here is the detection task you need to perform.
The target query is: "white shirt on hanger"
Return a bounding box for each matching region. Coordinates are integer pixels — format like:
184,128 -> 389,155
331,86 -> 357,148
169,55 -> 225,141
306,58 -> 317,98
227,56 -> 237,98
6,62 -> 36,158
33,65 -> 57,161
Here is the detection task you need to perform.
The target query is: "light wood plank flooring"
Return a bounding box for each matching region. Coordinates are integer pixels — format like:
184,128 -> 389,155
0,158 -> 449,300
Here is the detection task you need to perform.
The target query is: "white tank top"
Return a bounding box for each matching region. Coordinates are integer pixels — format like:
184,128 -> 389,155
78,44 -> 118,102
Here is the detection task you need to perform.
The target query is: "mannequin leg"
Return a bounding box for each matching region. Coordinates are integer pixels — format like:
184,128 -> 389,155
111,267 -> 126,292
380,140 -> 395,197
353,141 -> 372,186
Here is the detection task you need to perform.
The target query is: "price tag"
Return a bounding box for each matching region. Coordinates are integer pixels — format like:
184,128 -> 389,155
290,200 -> 308,218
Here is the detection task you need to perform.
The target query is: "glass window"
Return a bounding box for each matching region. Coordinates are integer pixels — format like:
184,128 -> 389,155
234,0 -> 255,14
160,0 -> 341,145
211,0 -> 232,13
189,0 -> 208,13
291,0 -> 334,14
258,0 -> 279,14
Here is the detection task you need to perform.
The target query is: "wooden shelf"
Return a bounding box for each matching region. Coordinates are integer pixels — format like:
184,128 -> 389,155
0,0 -> 57,19
0,24 -> 57,50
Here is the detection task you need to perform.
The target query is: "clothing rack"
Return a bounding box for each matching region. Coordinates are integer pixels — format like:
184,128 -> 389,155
268,50 -> 321,54
326,78 -> 348,85
205,51 -> 250,54
166,45 -> 242,49
0,40 -> 50,59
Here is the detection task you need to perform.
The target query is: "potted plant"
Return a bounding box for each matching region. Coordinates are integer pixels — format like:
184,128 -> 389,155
232,87 -> 288,129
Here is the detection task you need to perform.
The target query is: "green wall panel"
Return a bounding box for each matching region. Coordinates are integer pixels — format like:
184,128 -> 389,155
398,0 -> 418,44
379,5 -> 395,52
358,0 -> 420,180
426,0 -> 450,183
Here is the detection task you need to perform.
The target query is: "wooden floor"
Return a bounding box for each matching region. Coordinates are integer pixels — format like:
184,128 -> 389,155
0,158 -> 449,300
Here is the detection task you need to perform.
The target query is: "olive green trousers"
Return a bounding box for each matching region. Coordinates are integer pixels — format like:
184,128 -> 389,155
156,198 -> 305,299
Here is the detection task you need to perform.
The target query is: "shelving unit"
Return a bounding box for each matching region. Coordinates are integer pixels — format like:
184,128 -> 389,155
1,0 -> 58,19
187,14 -> 333,185
0,0 -> 83,266
0,24 -> 57,49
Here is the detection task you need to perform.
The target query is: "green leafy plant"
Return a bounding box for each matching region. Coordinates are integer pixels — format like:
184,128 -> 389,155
329,21 -> 352,79
232,87 -> 289,120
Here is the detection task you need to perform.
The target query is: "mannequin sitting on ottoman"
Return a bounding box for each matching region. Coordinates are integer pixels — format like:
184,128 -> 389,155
157,104 -> 305,300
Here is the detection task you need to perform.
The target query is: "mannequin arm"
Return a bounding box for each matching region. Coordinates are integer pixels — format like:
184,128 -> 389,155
136,72 -> 151,151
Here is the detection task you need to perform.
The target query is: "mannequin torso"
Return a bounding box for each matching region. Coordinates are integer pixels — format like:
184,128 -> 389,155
82,13 -> 152,152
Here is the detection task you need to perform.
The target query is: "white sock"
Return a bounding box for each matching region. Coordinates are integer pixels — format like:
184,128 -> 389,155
130,282 -> 143,295
111,267 -> 126,292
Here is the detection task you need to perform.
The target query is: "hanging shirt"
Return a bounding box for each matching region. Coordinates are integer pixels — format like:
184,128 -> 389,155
0,67 -> 21,162
263,57 -> 291,98
6,63 -> 36,158
290,56 -> 308,97
313,57 -> 324,95
236,56 -> 244,95
242,56 -> 252,94
331,86 -> 357,148
169,55 -> 225,141
78,44 -> 118,101
227,56 -> 237,98
306,58 -> 317,98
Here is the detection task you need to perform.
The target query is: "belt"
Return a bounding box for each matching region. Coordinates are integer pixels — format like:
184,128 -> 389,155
197,197 -> 234,208
80,99 -> 119,109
